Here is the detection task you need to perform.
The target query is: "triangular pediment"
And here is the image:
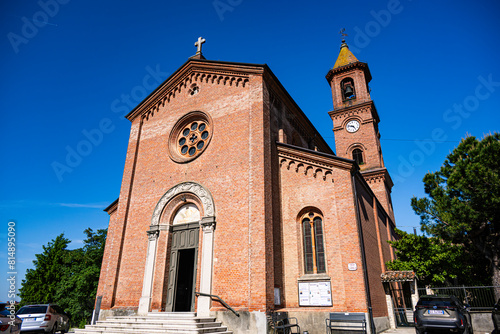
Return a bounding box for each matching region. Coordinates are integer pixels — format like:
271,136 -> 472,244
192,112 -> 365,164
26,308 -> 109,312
126,59 -> 265,121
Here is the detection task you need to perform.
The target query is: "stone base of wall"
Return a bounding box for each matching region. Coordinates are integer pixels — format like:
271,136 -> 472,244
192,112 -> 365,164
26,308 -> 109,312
212,310 -> 267,334
98,307 -> 138,321
286,311 -> 331,334
373,316 -> 390,333
215,310 -> 346,334
287,312 -> 388,334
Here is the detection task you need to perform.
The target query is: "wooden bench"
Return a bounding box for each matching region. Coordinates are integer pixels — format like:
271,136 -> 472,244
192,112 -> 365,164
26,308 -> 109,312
270,312 -> 301,334
325,312 -> 367,334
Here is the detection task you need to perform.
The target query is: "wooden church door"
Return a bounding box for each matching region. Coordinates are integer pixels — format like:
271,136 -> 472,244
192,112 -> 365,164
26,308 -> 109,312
165,222 -> 199,312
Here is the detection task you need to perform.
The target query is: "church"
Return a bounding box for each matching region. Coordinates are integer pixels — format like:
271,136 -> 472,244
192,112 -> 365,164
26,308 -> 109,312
95,37 -> 398,334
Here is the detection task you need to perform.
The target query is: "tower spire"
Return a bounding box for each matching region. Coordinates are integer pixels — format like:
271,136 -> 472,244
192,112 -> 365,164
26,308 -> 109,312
333,38 -> 359,69
334,29 -> 358,68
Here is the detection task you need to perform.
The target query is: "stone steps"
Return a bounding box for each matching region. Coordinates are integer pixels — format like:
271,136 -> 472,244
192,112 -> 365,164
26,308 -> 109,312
73,312 -> 232,334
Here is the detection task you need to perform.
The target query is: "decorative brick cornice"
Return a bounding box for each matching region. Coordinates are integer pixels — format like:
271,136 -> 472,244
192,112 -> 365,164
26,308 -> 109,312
361,167 -> 394,189
325,61 -> 372,83
328,101 -> 380,129
277,143 -> 355,182
103,198 -> 118,215
127,60 -> 261,122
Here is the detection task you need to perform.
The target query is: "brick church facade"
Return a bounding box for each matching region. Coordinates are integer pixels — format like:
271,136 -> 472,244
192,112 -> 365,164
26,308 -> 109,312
96,38 -> 398,334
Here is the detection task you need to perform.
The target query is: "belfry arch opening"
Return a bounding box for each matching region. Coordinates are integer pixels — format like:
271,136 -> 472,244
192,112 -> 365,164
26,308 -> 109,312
352,148 -> 364,165
341,77 -> 356,101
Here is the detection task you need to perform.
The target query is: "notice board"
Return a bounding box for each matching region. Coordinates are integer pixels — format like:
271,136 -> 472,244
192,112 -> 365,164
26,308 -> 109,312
298,281 -> 332,306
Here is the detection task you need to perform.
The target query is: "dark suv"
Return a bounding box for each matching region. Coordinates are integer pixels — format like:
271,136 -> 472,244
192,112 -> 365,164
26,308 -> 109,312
414,295 -> 473,334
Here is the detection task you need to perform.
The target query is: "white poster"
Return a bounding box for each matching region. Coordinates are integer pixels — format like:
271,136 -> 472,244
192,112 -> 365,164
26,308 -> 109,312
298,282 -> 310,306
298,281 -> 332,306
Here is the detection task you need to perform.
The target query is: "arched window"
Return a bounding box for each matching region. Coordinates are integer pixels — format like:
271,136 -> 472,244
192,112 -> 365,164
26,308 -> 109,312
340,77 -> 356,101
302,211 -> 326,274
352,148 -> 364,165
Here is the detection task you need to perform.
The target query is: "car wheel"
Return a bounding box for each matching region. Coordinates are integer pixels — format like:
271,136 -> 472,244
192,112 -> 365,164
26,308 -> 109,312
50,323 -> 57,334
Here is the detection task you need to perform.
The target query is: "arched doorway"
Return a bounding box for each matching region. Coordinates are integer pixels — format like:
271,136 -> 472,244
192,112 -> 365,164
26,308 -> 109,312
138,182 -> 216,316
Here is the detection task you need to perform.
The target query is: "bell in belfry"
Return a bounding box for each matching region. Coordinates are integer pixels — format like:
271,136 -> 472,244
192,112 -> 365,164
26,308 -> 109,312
344,84 -> 354,98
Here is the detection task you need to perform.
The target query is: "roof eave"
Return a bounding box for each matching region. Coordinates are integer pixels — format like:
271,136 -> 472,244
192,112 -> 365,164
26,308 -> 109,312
326,61 -> 372,83
125,58 -> 268,121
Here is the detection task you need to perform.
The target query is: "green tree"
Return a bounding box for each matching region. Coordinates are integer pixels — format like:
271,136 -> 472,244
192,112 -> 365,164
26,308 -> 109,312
19,228 -> 107,328
55,228 -> 107,328
387,229 -> 490,286
19,234 -> 71,304
411,133 -> 500,285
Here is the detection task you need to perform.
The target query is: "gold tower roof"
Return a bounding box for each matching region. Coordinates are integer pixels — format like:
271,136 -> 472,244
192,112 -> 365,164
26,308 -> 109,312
333,41 -> 359,69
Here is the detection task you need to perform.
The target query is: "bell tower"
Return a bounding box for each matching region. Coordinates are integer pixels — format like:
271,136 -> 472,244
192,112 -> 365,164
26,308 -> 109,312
326,39 -> 394,218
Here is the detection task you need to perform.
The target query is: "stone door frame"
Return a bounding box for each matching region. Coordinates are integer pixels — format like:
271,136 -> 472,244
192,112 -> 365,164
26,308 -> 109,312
138,182 -> 216,316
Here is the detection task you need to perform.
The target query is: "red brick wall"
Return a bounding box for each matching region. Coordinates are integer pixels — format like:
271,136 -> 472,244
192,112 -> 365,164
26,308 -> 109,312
355,177 -> 388,318
97,118 -> 142,309
96,204 -> 118,308
377,204 -> 392,266
364,175 -> 394,223
278,146 -> 368,313
98,63 -> 275,311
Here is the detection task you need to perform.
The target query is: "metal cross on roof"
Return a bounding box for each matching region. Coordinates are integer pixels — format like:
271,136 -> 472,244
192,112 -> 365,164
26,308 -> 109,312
195,37 -> 206,55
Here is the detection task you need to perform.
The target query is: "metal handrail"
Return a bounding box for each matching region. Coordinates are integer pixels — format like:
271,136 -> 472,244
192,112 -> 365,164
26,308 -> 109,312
194,291 -> 239,317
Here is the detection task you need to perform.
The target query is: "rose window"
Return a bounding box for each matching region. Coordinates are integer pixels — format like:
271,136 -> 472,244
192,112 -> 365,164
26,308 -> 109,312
178,121 -> 210,157
168,111 -> 213,163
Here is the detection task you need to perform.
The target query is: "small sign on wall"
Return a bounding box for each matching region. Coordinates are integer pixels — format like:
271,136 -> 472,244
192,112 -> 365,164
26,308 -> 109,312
348,263 -> 357,271
298,281 -> 332,306
274,288 -> 281,305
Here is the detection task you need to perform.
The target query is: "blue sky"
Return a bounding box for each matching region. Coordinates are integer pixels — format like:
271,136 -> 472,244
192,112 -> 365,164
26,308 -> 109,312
1,0 -> 499,299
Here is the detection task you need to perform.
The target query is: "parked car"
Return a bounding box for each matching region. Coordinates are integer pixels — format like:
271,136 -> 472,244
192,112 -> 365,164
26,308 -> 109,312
0,303 -> 21,334
16,304 -> 69,333
492,298 -> 500,332
414,295 -> 473,334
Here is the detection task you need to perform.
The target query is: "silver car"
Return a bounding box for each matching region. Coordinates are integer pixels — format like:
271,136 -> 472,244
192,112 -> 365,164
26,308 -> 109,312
16,304 -> 69,333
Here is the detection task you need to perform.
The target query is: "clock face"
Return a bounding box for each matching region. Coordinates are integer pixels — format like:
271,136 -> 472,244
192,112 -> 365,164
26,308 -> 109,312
346,120 -> 360,133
